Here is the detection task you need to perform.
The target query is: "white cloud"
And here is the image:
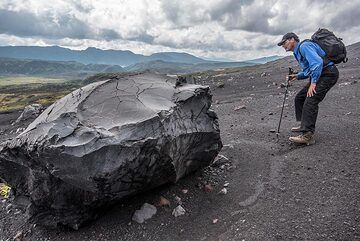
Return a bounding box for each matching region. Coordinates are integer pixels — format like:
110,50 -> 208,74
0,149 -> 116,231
0,0 -> 359,61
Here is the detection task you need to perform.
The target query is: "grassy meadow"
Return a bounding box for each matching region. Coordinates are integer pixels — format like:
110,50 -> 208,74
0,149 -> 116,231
0,76 -> 81,112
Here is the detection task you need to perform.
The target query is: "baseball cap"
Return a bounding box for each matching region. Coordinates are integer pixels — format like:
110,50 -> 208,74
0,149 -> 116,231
277,32 -> 299,46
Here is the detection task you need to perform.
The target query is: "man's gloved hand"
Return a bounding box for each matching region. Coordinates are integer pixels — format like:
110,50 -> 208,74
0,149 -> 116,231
286,74 -> 297,82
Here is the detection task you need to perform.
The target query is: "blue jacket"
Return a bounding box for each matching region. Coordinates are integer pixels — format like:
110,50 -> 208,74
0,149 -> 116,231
293,41 -> 333,84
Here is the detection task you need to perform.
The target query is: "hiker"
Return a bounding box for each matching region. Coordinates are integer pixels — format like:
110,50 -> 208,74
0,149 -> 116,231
277,32 -> 339,145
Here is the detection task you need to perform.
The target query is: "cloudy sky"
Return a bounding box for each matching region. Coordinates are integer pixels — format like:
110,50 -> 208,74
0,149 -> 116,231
1,0 -> 359,61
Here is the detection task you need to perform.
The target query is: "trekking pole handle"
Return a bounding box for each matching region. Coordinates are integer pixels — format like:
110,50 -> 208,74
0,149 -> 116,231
288,67 -> 294,76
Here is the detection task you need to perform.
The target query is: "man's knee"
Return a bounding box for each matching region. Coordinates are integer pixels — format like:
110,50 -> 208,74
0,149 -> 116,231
303,97 -> 319,111
295,93 -> 305,103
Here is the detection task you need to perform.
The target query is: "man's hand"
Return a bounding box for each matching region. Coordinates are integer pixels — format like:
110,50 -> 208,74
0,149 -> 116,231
286,74 -> 297,82
307,83 -> 317,97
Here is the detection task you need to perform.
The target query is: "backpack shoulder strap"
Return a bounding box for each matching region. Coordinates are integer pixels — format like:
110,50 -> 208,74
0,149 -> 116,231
298,39 -> 330,65
297,39 -> 310,59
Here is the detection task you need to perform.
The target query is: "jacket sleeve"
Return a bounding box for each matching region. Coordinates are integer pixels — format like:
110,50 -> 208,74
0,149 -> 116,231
297,71 -> 307,80
299,43 -> 323,84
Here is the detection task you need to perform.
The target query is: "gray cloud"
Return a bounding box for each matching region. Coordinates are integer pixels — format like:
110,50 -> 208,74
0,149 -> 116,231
0,9 -> 93,39
155,33 -> 238,51
69,0 -> 94,13
99,29 -> 121,41
209,0 -> 254,20
0,8 -> 144,42
0,0 -> 359,60
330,3 -> 360,31
127,32 -> 155,44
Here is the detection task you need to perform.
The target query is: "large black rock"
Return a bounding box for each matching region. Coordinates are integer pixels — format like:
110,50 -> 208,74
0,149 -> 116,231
0,72 -> 222,228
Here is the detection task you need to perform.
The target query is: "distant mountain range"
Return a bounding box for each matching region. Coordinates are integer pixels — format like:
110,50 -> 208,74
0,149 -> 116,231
0,57 -> 123,77
0,46 -> 210,66
0,57 -> 261,76
0,45 -> 284,76
0,45 -> 282,66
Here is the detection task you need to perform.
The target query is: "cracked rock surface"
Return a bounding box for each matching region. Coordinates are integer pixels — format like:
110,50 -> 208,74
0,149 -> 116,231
0,72 -> 222,228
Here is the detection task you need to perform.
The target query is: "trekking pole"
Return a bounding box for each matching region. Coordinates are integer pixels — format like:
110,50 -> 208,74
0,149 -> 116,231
276,67 -> 294,138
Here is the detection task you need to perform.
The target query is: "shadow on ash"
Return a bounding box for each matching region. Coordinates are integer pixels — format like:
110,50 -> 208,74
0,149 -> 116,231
0,72 -> 222,229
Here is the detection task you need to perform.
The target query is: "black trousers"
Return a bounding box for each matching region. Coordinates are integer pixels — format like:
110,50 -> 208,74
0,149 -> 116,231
294,65 -> 339,133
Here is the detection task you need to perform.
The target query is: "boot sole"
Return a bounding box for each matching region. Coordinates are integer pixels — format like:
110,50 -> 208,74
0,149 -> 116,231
289,137 -> 316,145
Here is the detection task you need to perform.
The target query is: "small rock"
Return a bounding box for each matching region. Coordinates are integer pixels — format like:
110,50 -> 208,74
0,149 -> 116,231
223,182 -> 229,187
219,188 -> 228,195
175,196 -> 182,205
16,128 -> 25,134
339,82 -> 351,87
222,144 -> 234,150
5,203 -> 12,211
204,184 -> 213,192
212,219 -> 219,224
132,203 -> 157,224
268,112 -> 273,115
13,231 -> 23,241
211,154 -> 229,167
234,105 -> 246,111
261,72 -> 266,77
172,205 -> 186,217
182,189 -> 188,194
14,104 -> 43,124
158,196 -> 170,207
269,129 -> 276,133
277,104 -> 289,108
14,210 -> 22,215
217,82 -> 225,88
280,83 -> 287,88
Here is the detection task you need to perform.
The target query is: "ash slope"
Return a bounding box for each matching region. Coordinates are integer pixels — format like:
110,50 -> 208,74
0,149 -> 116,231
0,42 -> 359,241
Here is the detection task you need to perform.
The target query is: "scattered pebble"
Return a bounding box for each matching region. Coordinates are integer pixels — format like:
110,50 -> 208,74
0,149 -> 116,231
204,184 -> 213,192
175,196 -> 182,205
234,105 -> 246,111
158,196 -> 170,207
217,82 -> 225,88
219,188 -> 228,195
339,82 -> 351,87
222,144 -> 234,149
212,219 -> 219,224
182,189 -> 188,194
132,203 -> 157,224
211,154 -> 229,167
172,205 -> 186,217
277,104 -> 288,108
13,231 -> 23,241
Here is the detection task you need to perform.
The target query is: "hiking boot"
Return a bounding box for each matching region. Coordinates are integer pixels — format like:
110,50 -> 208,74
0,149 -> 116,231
291,126 -> 302,132
289,132 -> 315,145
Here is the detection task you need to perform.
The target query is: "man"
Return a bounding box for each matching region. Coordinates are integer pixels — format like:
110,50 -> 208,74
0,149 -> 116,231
277,32 -> 339,145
